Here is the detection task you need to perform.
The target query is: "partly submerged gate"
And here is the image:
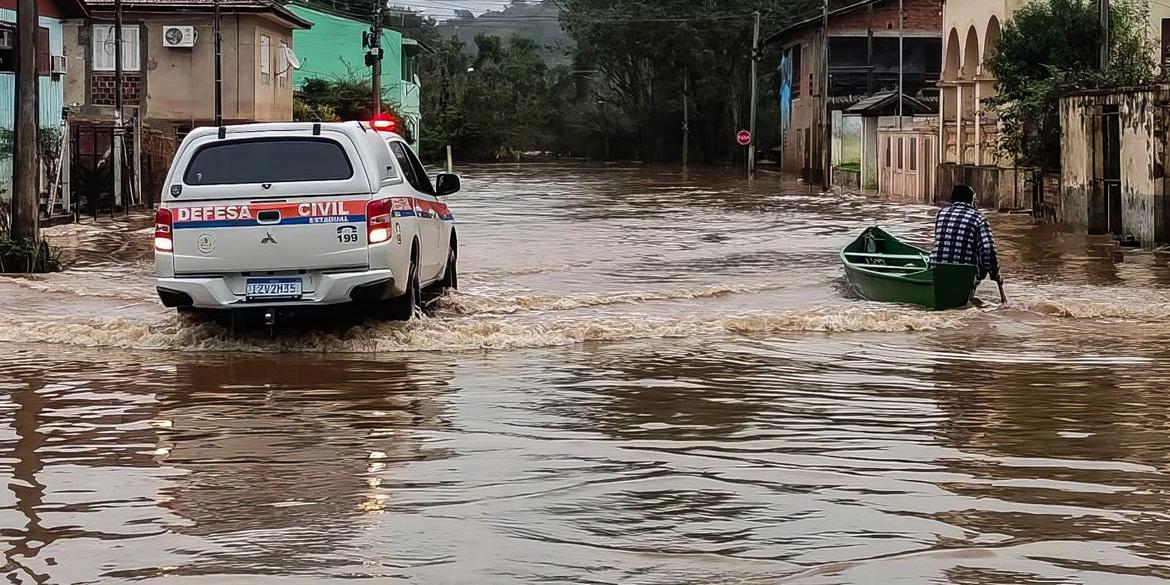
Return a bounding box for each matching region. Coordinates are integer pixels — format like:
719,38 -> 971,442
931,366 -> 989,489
70,122 -> 138,218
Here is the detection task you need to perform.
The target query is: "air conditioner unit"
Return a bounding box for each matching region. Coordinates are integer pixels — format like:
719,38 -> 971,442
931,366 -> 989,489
0,29 -> 12,50
162,25 -> 196,48
51,55 -> 66,75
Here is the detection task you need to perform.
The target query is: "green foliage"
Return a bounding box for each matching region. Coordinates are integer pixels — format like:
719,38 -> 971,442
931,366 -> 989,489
986,0 -> 1158,168
293,98 -> 340,122
561,0 -> 819,163
0,233 -> 62,273
421,34 -> 587,161
0,126 -> 65,161
415,0 -> 822,163
294,73 -> 414,143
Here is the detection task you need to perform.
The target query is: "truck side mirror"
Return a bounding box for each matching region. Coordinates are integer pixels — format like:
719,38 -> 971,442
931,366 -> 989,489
435,173 -> 460,196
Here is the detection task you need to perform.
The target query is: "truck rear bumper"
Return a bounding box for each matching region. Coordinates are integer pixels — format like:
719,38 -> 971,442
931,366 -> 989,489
157,269 -> 397,310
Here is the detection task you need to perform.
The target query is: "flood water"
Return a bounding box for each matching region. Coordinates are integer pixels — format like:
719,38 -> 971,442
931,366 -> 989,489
3,164 -> 1170,583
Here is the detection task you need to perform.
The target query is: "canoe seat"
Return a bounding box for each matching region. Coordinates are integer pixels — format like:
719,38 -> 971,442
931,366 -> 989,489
859,265 -> 926,272
844,253 -> 927,261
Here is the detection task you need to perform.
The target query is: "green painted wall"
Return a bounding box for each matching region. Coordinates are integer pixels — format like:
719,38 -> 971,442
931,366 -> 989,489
287,3 -> 420,146
288,4 -> 401,92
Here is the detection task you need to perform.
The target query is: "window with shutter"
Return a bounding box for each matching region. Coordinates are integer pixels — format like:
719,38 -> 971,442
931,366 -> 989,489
36,27 -> 49,75
278,40 -> 289,86
259,35 -> 271,84
0,24 -> 14,73
1163,19 -> 1170,76
792,45 -> 802,99
92,25 -> 140,71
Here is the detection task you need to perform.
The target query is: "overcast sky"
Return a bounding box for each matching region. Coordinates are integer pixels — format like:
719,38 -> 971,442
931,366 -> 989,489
394,0 -> 512,19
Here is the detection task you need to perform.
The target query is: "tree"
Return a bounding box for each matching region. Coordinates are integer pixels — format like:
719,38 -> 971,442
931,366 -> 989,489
986,0 -> 1158,169
418,33 -> 589,161
294,74 -> 415,142
561,0 -> 820,163
413,0 -> 823,163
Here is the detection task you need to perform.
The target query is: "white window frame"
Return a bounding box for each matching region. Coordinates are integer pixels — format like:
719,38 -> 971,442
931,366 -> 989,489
259,34 -> 271,85
277,39 -> 289,86
92,24 -> 140,72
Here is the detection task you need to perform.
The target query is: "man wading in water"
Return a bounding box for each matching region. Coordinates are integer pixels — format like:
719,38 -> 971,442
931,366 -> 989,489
930,184 -> 1004,304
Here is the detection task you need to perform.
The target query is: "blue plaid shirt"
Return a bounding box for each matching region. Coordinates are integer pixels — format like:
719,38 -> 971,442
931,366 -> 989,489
930,202 -> 999,281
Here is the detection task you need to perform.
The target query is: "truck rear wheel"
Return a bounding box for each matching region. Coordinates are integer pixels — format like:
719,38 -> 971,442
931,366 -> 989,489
441,245 -> 458,291
387,258 -> 420,321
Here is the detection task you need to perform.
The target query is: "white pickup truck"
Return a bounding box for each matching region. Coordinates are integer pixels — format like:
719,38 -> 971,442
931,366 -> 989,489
154,121 -> 458,321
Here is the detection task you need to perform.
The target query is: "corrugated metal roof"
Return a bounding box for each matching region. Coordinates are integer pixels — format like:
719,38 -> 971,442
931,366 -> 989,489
844,91 -> 934,115
83,0 -> 313,27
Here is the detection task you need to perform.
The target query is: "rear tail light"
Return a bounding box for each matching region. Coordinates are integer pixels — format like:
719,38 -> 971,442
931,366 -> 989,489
367,198 -> 392,244
154,208 -> 174,252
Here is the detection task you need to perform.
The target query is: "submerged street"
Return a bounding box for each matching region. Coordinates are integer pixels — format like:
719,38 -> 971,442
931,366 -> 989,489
3,164 -> 1170,583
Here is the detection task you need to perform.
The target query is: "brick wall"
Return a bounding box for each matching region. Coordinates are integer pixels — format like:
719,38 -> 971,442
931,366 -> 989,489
90,73 -> 142,107
140,123 -> 178,206
831,0 -> 942,32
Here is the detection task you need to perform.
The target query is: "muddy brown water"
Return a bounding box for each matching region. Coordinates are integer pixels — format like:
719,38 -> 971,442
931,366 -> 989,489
3,164 -> 1170,584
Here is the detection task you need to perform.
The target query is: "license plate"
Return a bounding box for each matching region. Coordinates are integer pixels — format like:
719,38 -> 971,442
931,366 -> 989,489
246,278 -> 302,299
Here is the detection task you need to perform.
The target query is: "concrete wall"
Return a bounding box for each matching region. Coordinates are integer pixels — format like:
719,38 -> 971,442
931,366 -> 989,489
1148,2 -> 1170,73
938,164 -> 1042,211
861,116 -> 879,189
1060,95 -> 1093,232
832,167 -> 861,190
1060,88 -> 1169,246
1119,92 -> 1160,245
288,4 -> 402,93
251,17 -> 295,122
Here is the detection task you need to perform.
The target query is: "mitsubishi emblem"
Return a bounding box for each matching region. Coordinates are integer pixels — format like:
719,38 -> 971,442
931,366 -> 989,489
261,231 -> 278,244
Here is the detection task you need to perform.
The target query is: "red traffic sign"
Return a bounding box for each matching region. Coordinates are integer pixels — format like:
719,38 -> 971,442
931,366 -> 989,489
737,130 -> 752,146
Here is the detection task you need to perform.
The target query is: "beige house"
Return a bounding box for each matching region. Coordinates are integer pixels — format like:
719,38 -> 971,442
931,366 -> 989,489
58,0 -> 310,209
63,0 -> 311,127
939,0 -> 1021,170
939,0 -> 1170,210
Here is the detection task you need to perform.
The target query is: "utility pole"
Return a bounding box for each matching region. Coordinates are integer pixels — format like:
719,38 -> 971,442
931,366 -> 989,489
371,1 -> 383,116
1100,0 -> 1110,76
113,0 -> 124,209
866,2 -> 874,95
748,10 -> 761,177
682,69 -> 689,168
11,0 -> 38,242
821,0 -> 830,190
898,0 -> 904,129
214,0 -> 223,125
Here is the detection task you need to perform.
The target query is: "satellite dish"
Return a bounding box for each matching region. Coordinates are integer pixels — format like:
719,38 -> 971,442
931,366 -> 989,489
282,47 -> 302,70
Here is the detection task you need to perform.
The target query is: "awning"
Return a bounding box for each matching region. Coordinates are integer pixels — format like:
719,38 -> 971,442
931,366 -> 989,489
844,91 -> 935,116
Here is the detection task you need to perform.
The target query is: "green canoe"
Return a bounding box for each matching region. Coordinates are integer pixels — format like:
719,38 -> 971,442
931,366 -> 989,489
841,226 -> 979,310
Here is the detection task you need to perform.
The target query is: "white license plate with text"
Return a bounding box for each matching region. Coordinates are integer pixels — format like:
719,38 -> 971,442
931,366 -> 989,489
246,278 -> 302,299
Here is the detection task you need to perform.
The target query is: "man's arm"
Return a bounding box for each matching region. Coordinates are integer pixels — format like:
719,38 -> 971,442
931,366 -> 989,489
929,208 -> 946,263
979,217 -> 1000,282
